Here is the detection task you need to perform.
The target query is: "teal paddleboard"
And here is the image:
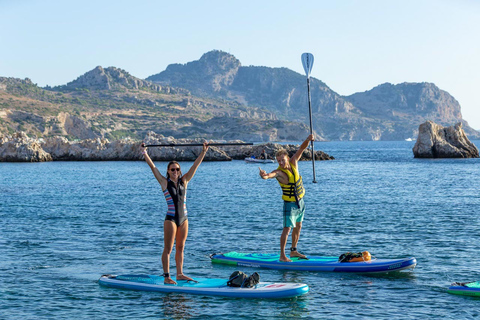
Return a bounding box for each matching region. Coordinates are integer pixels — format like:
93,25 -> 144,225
211,252 -> 417,273
448,281 -> 480,297
99,274 -> 309,299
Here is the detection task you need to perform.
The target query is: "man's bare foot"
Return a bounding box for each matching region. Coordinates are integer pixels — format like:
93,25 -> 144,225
176,274 -> 194,281
164,277 -> 177,285
290,251 -> 307,259
280,256 -> 292,262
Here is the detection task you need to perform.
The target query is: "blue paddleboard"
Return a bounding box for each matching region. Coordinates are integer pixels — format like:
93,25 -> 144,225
211,252 -> 417,273
99,274 -> 309,299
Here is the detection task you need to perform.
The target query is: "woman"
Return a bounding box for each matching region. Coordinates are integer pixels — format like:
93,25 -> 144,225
140,142 -> 209,284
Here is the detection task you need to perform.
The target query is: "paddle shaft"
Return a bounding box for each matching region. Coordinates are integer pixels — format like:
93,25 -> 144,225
306,77 -> 317,183
144,142 -> 253,147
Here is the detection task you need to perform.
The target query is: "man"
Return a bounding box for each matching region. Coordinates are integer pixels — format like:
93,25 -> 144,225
259,134 -> 314,262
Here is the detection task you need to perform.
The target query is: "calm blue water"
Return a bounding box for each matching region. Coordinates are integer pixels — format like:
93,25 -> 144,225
1,141 -> 479,319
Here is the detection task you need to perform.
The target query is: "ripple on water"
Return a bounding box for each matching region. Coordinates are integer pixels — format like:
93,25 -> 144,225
1,142 -> 480,319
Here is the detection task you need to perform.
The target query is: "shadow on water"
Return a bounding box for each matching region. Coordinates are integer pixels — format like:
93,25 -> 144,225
158,294 -> 198,320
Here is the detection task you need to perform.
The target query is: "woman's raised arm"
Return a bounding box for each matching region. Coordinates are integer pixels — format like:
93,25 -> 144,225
182,142 -> 209,184
141,143 -> 167,190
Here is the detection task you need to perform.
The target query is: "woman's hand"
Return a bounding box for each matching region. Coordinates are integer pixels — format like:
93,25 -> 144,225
203,141 -> 209,153
140,143 -> 148,155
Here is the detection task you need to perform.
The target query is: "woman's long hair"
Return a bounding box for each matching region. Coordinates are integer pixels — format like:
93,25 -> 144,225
166,161 -> 182,179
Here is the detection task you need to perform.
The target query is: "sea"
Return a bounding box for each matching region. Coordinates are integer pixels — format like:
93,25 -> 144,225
1,140 -> 479,319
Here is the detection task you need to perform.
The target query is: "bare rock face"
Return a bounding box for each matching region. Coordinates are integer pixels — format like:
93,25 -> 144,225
143,131 -> 231,161
0,131 -> 334,162
56,112 -> 98,139
0,132 -> 52,162
413,121 -> 479,158
147,50 -> 241,95
41,136 -> 140,161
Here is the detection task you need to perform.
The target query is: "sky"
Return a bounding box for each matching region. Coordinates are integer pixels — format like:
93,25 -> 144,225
1,0 -> 479,129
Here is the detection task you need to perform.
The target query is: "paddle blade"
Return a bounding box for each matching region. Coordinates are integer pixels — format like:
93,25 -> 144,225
301,53 -> 314,77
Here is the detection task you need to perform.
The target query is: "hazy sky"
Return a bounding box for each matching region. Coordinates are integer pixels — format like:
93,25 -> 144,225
1,0 -> 479,129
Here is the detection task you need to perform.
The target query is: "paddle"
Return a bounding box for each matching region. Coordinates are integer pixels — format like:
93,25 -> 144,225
301,52 -> 317,183
144,142 -> 253,147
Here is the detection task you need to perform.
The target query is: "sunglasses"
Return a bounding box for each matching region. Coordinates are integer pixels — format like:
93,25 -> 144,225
170,168 -> 181,172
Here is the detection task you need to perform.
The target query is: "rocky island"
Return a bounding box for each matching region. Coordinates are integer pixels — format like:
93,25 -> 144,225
413,121 -> 479,158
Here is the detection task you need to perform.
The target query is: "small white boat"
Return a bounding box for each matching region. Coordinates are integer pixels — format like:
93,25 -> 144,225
405,138 -> 414,141
244,157 -> 275,164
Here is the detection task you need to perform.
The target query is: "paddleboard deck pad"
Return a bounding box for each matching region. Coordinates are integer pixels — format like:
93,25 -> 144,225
99,274 -> 308,299
210,252 -> 417,273
448,281 -> 480,297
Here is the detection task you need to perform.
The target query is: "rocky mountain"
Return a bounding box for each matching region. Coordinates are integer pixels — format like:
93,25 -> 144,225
347,82 -> 461,121
53,66 -> 188,94
148,50 -> 480,140
148,50 -> 241,96
0,70 -> 312,141
147,50 -> 357,123
2,51 -> 478,142
346,82 -> 479,139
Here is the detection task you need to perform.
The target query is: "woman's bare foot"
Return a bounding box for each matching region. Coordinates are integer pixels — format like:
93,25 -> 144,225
280,255 -> 292,262
164,277 -> 177,285
290,251 -> 307,259
176,274 -> 194,281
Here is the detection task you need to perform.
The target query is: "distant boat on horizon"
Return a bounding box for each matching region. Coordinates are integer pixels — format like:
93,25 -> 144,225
405,138 -> 414,141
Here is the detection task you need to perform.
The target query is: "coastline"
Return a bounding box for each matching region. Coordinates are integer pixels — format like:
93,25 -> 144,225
0,131 -> 334,162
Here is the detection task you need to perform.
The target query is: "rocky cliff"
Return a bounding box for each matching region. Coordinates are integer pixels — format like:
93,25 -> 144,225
0,131 -> 334,162
347,82 -> 479,139
0,131 -> 52,162
147,51 -> 358,124
147,50 -> 480,141
1,74 -> 301,142
147,50 -> 241,96
347,82 -> 462,121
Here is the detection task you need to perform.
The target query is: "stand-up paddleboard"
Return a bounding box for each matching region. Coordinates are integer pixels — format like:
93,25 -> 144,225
211,252 -> 417,273
448,281 -> 480,297
99,274 -> 309,299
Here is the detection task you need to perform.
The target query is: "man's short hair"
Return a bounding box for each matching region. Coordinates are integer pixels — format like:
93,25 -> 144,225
275,149 -> 289,159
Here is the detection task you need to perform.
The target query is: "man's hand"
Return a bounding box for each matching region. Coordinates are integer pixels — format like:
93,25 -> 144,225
259,167 -> 268,179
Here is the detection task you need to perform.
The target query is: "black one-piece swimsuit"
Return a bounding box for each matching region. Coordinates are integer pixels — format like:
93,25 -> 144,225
163,178 -> 187,226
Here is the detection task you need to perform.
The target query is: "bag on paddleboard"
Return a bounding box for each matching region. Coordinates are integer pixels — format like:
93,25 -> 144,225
244,272 -> 260,287
227,271 -> 260,288
338,251 -> 371,263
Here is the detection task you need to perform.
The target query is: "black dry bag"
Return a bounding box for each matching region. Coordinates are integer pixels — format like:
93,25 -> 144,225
227,271 -> 248,287
227,271 -> 260,288
244,272 -> 260,288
